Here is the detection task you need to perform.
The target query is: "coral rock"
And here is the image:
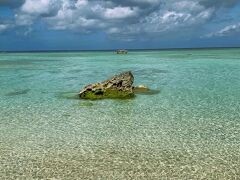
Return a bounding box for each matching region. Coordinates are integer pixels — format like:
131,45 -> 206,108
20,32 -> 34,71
79,71 -> 134,99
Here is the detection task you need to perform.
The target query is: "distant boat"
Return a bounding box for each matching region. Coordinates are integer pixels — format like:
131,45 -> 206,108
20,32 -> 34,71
116,49 -> 128,54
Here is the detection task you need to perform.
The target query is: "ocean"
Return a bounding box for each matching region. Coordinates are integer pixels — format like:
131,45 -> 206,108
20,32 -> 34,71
0,48 -> 240,179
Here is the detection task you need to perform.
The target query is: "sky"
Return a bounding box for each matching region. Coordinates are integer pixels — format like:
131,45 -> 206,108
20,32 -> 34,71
0,0 -> 240,51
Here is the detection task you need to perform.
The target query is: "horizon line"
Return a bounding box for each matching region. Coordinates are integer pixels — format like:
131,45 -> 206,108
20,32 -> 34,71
1,46 -> 240,53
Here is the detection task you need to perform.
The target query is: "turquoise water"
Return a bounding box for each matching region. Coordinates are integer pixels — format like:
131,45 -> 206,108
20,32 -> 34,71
0,49 -> 240,179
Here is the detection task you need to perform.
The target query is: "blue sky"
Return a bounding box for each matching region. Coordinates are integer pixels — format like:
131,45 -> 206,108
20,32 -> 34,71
0,0 -> 240,51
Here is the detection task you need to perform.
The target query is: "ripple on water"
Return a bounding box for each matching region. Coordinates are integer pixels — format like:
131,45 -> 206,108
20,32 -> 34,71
68,69 -> 82,73
1,50 -> 240,179
0,59 -> 60,66
134,68 -> 169,76
0,60 -> 32,66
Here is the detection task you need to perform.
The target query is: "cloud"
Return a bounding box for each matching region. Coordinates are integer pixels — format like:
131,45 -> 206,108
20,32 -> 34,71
109,0 -> 160,8
199,0 -> 240,8
0,22 -> 14,33
13,0 -> 157,29
15,13 -> 34,26
45,1 -> 103,31
1,0 -> 239,41
108,1 -> 214,40
205,23 -> 240,37
0,24 -> 9,32
21,0 -> 54,15
44,0 -> 214,38
0,0 -> 24,8
14,0 -> 60,26
104,6 -> 138,19
45,1 -> 141,32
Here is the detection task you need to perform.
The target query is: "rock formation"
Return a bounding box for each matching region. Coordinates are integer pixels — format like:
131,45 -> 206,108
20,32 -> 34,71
79,71 -> 134,99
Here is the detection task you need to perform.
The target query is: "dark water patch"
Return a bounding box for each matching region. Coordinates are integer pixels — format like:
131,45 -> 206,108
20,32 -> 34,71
20,75 -> 34,79
41,91 -> 48,94
77,102 -> 95,107
0,59 -> 61,67
62,114 -> 71,117
68,69 -> 82,73
135,89 -> 160,96
63,76 -> 78,80
56,92 -> 79,100
0,60 -> 32,66
32,59 -> 62,62
166,54 -> 193,59
5,89 -> 30,96
17,67 -> 45,71
134,68 -> 169,76
47,70 -> 61,74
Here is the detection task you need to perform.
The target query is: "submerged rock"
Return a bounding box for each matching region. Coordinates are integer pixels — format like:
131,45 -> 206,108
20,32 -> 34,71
133,85 -> 150,93
78,102 -> 94,107
5,89 -> 30,96
56,92 -> 79,100
79,71 -> 134,99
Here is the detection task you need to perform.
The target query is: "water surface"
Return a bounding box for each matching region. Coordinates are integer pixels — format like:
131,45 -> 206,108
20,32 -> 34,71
0,49 -> 240,179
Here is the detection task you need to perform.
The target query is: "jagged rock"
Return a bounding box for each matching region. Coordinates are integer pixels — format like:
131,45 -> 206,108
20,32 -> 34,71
79,71 -> 134,99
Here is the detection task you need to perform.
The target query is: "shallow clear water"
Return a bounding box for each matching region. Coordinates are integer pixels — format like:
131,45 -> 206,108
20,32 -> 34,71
0,49 -> 240,179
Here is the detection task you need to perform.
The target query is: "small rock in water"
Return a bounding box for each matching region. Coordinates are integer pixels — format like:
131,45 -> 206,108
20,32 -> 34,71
133,85 -> 150,93
79,71 -> 134,99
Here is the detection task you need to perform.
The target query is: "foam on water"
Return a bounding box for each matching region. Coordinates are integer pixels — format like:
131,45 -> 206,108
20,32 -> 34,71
0,49 -> 240,179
